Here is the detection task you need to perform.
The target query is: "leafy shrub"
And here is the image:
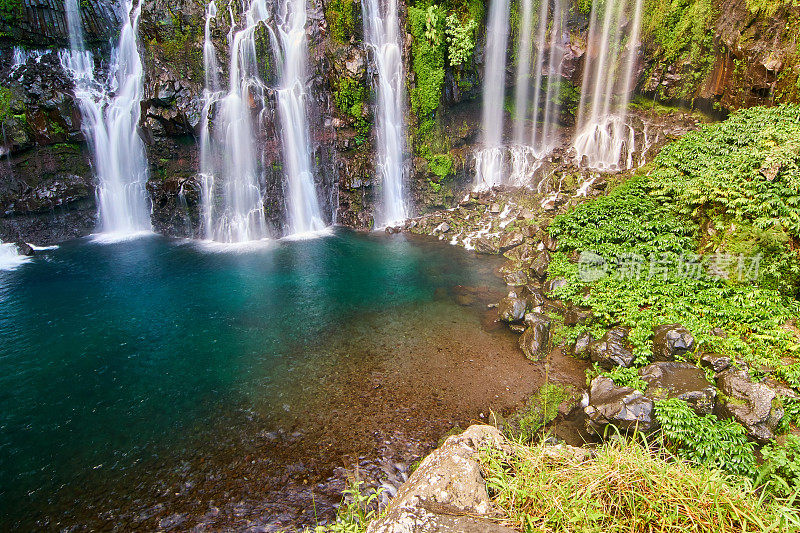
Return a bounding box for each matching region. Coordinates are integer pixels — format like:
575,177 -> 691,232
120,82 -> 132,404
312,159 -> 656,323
444,14 -> 477,67
313,480 -> 385,532
655,398 -> 757,478
758,435 -> 800,497
597,364 -> 648,391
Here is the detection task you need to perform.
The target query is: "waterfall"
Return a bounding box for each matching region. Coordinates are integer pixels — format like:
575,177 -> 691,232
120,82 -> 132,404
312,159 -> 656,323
199,0 -> 270,243
477,0 -> 567,190
0,242 -> 29,271
573,0 -> 643,170
61,0 -> 152,237
362,0 -> 408,227
274,0 -> 326,236
474,0 -> 510,190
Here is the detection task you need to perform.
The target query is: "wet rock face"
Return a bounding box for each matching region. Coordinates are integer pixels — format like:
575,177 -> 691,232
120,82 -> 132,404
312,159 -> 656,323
585,376 -> 655,433
497,295 -> 527,323
589,328 -> 635,369
716,369 -> 783,443
639,362 -> 716,416
700,352 -> 732,374
652,324 -> 695,362
475,237 -> 500,255
367,425 -> 515,533
519,313 -> 551,362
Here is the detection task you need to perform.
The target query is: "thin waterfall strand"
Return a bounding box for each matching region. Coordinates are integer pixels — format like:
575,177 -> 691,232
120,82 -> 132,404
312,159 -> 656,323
275,0 -> 326,235
474,0 -> 510,190
363,0 -> 408,226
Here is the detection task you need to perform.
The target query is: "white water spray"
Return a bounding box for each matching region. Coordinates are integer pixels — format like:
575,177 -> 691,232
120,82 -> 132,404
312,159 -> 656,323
274,0 -> 326,236
362,0 -> 408,226
61,0 -> 152,237
199,0 -> 270,243
573,0 -> 643,170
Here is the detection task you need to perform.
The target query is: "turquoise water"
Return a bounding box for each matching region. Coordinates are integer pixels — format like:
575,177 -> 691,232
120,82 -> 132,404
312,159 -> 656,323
0,229 -> 502,528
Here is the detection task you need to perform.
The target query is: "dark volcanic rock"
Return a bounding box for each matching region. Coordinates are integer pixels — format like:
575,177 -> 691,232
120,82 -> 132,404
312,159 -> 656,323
498,230 -> 524,251
700,353 -> 732,374
497,296 -> 527,323
543,277 -> 567,294
519,313 -> 551,361
716,368 -> 783,442
571,331 -> 594,359
14,242 -> 34,256
652,324 -> 695,361
639,362 -> 715,415
589,328 -> 635,369
530,250 -> 551,280
585,376 -> 655,433
474,237 -> 499,255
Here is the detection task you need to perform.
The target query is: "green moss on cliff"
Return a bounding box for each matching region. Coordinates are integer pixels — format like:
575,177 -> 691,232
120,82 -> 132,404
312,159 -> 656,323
0,0 -> 23,24
408,4 -> 446,118
642,0 -> 716,101
326,0 -> 357,43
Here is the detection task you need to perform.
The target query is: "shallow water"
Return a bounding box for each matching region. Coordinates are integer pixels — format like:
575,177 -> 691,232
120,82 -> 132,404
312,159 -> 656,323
0,229 -> 541,530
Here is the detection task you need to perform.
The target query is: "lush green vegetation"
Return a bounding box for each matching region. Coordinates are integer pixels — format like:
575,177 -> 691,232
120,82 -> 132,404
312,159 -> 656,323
312,480 -> 385,533
548,106 -> 800,376
333,77 -> 370,145
0,0 -> 23,24
408,4 -> 447,118
482,438 -> 800,532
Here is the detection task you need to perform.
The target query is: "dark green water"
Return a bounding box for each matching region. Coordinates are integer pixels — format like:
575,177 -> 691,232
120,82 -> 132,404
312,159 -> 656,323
0,229 -> 505,529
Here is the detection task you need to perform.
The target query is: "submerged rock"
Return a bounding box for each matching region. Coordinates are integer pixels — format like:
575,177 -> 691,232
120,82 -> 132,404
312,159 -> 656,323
585,376 -> 655,433
716,368 -> 783,443
519,313 -> 552,361
639,362 -> 715,415
367,425 -> 515,533
652,324 -> 695,361
589,328 -> 634,369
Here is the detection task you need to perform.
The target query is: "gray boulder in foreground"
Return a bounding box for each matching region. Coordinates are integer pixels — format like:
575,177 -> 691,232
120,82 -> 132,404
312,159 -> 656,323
366,425 -> 515,533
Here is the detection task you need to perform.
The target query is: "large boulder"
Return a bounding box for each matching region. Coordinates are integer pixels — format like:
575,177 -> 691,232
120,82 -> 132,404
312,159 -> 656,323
639,362 -> 715,415
366,425 -> 515,533
652,324 -> 695,361
716,369 -> 783,442
519,313 -> 552,361
497,296 -> 527,323
585,376 -> 656,433
589,328 -> 635,369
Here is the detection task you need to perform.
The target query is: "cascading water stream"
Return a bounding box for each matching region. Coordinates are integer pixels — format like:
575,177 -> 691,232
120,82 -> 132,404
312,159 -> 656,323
362,0 -> 408,226
474,0 -> 510,190
274,0 -> 326,236
478,0 -> 567,189
61,0 -> 152,237
199,0 -> 270,243
573,0 -> 643,170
